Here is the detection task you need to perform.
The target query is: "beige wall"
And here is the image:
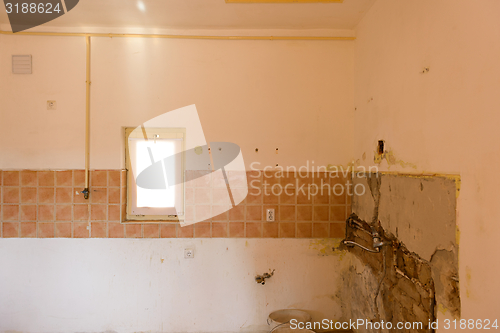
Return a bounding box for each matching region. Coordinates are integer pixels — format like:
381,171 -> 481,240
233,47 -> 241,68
0,34 -> 354,170
353,0 -> 500,326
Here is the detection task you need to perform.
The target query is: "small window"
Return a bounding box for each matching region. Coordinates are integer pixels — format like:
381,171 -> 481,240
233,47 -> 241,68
125,127 -> 185,221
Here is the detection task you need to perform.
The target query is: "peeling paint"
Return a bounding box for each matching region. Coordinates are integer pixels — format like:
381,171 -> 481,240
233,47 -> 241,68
309,238 -> 345,259
374,148 -> 418,169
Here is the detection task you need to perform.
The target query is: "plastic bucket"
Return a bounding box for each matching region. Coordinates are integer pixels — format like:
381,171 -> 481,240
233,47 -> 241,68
267,309 -> 312,331
272,327 -> 315,333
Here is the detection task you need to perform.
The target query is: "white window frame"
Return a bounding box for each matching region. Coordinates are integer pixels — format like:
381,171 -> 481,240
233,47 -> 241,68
125,127 -> 185,222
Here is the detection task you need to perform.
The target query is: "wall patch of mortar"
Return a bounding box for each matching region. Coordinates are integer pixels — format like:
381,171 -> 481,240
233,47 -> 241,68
309,239 -> 345,258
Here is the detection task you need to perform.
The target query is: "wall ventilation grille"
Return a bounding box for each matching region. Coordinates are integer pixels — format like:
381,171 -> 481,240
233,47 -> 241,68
12,55 -> 32,74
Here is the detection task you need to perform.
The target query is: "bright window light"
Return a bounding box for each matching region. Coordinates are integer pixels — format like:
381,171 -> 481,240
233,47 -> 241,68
135,140 -> 175,208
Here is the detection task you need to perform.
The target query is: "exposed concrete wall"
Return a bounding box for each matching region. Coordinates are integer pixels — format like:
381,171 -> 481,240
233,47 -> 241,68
346,173 -> 460,331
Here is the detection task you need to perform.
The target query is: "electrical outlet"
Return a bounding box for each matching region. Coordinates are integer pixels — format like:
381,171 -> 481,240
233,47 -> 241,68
266,209 -> 275,222
184,248 -> 194,259
47,100 -> 56,110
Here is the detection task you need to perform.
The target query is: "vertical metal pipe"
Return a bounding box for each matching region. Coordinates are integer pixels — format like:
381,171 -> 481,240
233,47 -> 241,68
84,35 -> 91,199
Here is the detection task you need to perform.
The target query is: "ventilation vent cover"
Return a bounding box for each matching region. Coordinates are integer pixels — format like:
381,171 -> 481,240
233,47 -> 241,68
12,55 -> 32,74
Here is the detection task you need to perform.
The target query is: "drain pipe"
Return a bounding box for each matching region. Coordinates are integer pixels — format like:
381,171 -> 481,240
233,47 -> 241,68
82,35 -> 91,200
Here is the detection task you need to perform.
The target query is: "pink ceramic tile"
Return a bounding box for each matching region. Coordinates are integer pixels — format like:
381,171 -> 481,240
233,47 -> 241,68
38,205 -> 54,221
330,222 -> 346,238
194,222 -> 211,237
185,188 -> 195,205
313,186 -> 330,205
160,224 -> 176,238
280,188 -> 296,205
91,222 -> 107,238
38,223 -> 54,238
246,171 -> 262,187
229,205 -> 245,221
56,187 -> 73,204
20,222 -> 37,237
246,186 -> 262,205
73,170 -> 86,187
91,205 -> 107,221
108,171 -> 121,187
108,223 -> 124,238
313,206 -> 329,221
3,171 -> 20,186
245,222 -> 262,237
91,188 -> 107,204
38,188 -> 55,204
55,223 -> 72,237
177,225 -> 193,238
20,187 -> 37,204
108,205 -> 120,221
195,188 -> 212,204
20,171 -> 37,186
312,223 -> 329,238
279,206 -> 296,221
279,171 -> 295,188
212,188 -> 231,205
91,170 -> 107,187
3,205 -> 19,221
297,189 -> 312,204
246,206 -> 262,221
3,187 -> 19,204
211,206 -> 229,221
20,205 -> 37,221
330,191 -> 346,205
262,170 -> 280,186
73,222 -> 89,238
120,170 -> 127,187
55,171 -> 73,187
73,204 -> 89,221
211,170 -> 226,188
279,222 -> 296,238
56,205 -> 72,221
297,206 -> 312,221
297,223 -> 312,238
229,222 -> 245,237
262,223 -> 278,238
2,222 -> 19,237
125,224 -> 142,238
227,171 -> 247,188
211,222 -> 228,237
263,190 -> 279,204
231,188 -> 247,205
143,224 -> 160,238
195,205 -> 212,222
189,170 -> 212,188
296,172 -> 313,187
330,206 -> 346,221
38,171 -> 55,186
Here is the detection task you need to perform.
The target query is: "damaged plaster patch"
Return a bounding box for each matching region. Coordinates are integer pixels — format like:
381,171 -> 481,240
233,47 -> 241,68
374,148 -> 418,169
378,174 -> 457,261
351,175 -> 376,223
348,172 -> 461,327
430,248 -> 461,318
309,239 -> 346,259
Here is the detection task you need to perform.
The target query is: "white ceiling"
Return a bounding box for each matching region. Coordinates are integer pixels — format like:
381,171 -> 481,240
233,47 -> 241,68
0,0 -> 376,33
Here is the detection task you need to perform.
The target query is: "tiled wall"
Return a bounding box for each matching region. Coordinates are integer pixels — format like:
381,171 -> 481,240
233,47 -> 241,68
0,170 -> 350,238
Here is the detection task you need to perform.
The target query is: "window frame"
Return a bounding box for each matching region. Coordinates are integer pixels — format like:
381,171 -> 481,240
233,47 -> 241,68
124,127 -> 186,222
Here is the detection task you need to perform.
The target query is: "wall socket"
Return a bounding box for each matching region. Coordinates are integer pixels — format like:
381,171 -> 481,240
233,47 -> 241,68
184,248 -> 194,259
266,209 -> 275,222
